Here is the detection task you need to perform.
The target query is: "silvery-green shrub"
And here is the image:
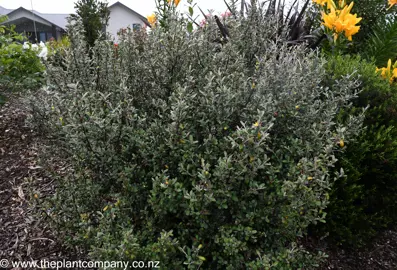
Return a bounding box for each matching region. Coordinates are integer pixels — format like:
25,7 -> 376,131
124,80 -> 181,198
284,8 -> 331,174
29,2 -> 365,269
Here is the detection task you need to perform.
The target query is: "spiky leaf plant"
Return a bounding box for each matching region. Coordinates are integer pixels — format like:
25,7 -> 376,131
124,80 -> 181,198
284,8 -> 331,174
361,15 -> 397,66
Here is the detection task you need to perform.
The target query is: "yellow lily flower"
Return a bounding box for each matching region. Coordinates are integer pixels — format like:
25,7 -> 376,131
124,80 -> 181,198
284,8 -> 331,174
147,13 -> 157,26
322,8 -> 338,31
321,2 -> 361,41
376,59 -> 397,84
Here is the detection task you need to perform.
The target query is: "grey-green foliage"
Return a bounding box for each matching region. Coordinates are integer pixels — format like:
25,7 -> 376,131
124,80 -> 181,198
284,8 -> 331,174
29,3 -> 364,269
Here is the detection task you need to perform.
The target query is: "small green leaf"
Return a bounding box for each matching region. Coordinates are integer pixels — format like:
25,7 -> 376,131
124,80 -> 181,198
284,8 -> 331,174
198,256 -> 206,261
189,6 -> 194,16
187,22 -> 193,33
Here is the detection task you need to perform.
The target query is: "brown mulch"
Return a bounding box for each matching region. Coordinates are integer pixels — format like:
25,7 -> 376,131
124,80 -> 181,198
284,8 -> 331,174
1,95 -> 397,269
0,95 -> 80,268
319,230 -> 397,269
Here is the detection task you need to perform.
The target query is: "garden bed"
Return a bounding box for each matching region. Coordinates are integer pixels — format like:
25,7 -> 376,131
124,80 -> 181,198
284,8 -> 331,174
1,96 -> 397,269
0,95 -> 82,265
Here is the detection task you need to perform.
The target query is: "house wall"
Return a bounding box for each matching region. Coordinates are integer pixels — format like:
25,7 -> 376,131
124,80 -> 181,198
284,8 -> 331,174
107,4 -> 145,41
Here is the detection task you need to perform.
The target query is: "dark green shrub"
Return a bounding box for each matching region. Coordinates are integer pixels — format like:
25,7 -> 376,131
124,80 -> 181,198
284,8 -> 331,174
315,54 -> 397,247
70,0 -> 110,48
29,3 -> 364,269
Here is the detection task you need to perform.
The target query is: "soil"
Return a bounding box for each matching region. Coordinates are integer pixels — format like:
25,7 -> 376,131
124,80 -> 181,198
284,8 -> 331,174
1,95 -> 397,270
0,95 -> 81,269
320,230 -> 397,269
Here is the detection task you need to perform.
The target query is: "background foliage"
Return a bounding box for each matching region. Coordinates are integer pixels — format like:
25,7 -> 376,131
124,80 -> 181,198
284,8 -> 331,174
70,0 -> 110,48
0,15 -> 44,96
313,55 -> 397,247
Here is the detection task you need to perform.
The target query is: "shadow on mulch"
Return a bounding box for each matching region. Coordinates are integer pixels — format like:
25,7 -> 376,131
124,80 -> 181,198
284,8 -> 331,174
0,95 -> 85,268
300,228 -> 397,270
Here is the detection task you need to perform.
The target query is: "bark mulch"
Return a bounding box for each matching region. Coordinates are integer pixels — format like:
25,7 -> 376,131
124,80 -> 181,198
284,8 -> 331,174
0,96 -> 81,269
319,230 -> 397,269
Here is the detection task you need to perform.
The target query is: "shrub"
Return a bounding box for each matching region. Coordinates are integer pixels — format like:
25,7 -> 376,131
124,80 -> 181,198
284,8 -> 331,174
0,17 -> 45,93
70,0 -> 110,48
45,36 -> 70,70
314,54 -> 397,247
30,4 -> 364,269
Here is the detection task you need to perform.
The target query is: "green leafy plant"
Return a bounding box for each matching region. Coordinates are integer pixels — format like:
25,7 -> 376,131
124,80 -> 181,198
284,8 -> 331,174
314,54 -> 397,247
29,2 -> 364,268
0,16 -> 45,94
70,0 -> 110,48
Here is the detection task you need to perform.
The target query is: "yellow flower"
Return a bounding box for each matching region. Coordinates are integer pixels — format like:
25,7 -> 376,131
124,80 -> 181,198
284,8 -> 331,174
388,0 -> 397,9
376,59 -> 397,84
147,13 -> 157,26
333,3 -> 361,41
253,122 -> 259,127
295,105 -> 300,110
307,176 -> 313,181
393,68 -> 397,81
322,8 -> 338,31
103,205 -> 109,211
34,194 -> 39,199
321,2 -> 361,41
168,0 -> 181,6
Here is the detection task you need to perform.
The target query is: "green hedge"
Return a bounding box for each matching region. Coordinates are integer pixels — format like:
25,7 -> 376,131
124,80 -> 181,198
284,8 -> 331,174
315,54 -> 397,247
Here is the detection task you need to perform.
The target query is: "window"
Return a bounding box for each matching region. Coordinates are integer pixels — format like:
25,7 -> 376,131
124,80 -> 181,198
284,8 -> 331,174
39,32 -> 46,42
132,23 -> 141,31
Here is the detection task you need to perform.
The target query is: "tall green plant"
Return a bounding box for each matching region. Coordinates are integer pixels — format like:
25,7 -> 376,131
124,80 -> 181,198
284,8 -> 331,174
70,0 -> 110,48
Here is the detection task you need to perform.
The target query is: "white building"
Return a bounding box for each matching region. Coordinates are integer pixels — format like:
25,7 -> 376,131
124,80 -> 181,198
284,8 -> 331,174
107,2 -> 148,38
0,1 -> 149,42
